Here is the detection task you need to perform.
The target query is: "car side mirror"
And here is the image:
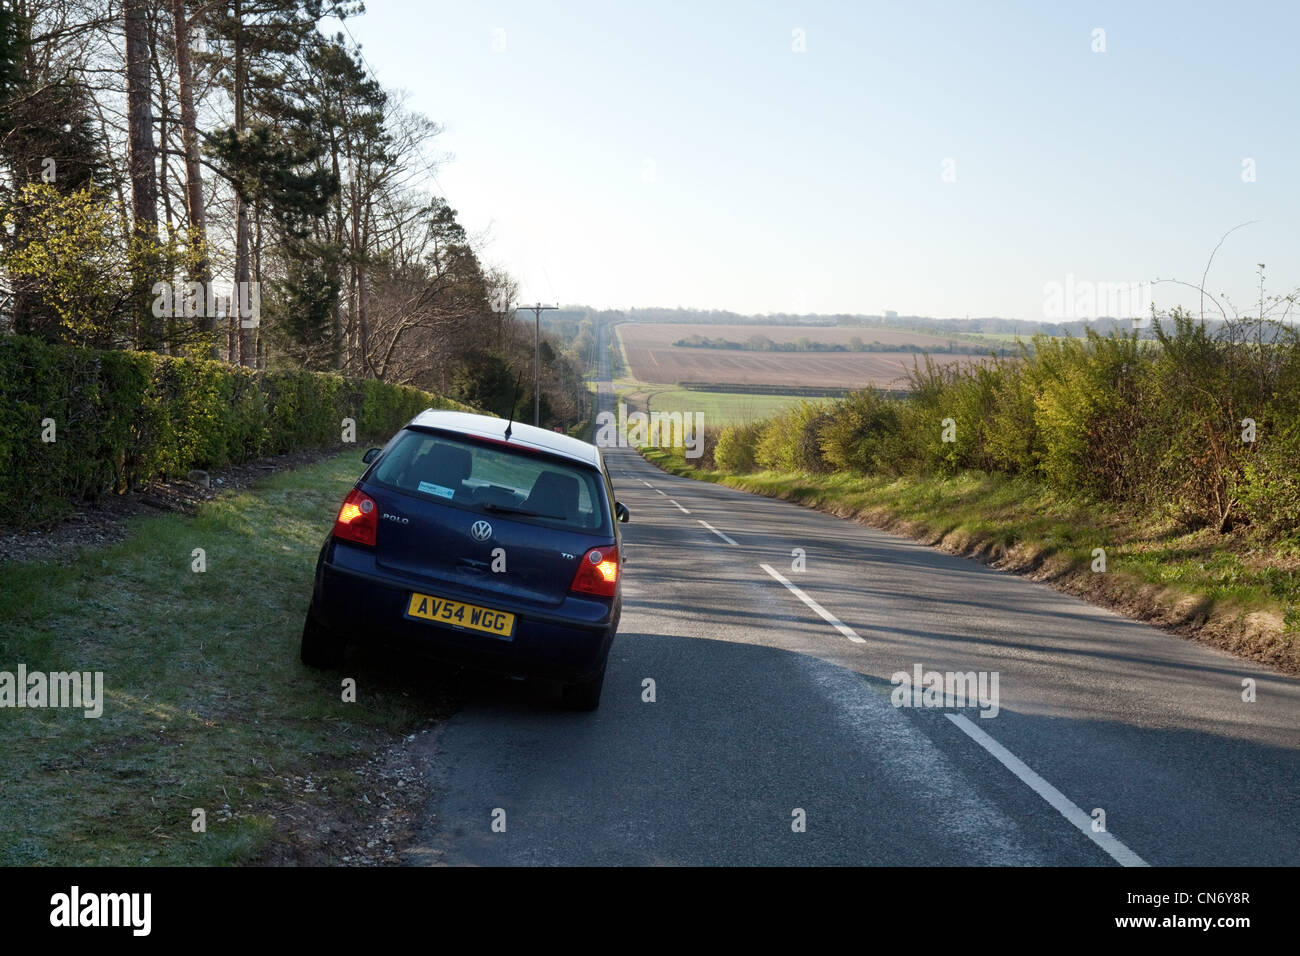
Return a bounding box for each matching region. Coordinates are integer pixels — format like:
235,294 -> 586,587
362,447 -> 381,464
615,501 -> 630,523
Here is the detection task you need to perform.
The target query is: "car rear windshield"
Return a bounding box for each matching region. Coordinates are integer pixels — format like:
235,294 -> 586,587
370,428 -> 610,533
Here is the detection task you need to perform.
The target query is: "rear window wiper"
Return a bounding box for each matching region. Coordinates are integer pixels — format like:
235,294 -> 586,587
482,503 -> 567,520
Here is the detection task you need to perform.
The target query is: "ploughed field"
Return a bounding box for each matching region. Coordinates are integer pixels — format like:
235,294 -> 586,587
617,323 -> 985,389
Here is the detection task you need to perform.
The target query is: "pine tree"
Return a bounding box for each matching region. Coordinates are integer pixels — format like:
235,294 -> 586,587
198,0 -> 338,365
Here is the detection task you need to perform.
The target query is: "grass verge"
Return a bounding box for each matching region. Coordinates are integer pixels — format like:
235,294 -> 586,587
0,451 -> 459,865
640,448 -> 1300,674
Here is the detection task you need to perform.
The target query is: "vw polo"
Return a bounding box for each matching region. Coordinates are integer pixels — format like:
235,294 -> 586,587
301,410 -> 628,710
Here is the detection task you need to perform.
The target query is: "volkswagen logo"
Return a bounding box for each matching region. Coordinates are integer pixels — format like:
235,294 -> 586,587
470,520 -> 493,542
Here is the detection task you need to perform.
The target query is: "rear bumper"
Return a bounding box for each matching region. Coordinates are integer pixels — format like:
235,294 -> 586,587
312,553 -> 619,683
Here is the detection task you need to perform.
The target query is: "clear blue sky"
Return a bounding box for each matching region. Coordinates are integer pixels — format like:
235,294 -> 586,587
334,1 -> 1300,321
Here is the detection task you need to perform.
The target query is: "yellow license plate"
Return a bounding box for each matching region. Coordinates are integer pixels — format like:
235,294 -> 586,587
406,592 -> 516,638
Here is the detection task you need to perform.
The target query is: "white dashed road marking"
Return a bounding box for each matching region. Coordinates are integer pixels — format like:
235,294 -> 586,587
946,714 -> 1149,867
759,562 -> 866,643
698,520 -> 738,546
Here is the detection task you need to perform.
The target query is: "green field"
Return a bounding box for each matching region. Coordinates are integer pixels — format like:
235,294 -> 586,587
608,381 -> 833,426
943,329 -> 1044,348
643,387 -> 824,425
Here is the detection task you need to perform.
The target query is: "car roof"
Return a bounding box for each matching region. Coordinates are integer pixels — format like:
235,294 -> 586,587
406,409 -> 603,468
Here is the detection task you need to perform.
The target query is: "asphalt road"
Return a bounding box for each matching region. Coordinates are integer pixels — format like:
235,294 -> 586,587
404,325 -> 1300,866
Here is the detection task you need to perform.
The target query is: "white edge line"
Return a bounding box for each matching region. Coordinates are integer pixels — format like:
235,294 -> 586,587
670,499 -> 690,514
945,713 -> 1149,868
759,562 -> 866,644
697,519 -> 738,546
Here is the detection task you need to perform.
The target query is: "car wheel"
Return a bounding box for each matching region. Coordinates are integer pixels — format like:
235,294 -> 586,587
300,608 -> 345,668
561,659 -> 607,711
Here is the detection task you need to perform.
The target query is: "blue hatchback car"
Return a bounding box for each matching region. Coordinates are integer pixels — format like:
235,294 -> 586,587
301,410 -> 628,710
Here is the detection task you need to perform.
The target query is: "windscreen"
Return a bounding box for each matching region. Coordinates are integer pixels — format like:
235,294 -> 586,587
371,429 -> 609,533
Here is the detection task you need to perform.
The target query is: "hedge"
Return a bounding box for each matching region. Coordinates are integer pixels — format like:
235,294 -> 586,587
707,312 -> 1300,537
0,334 -> 473,528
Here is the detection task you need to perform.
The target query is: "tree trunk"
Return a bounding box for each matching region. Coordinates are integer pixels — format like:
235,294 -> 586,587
328,112 -> 345,369
359,188 -> 373,376
125,0 -> 160,350
233,0 -> 253,366
171,0 -> 215,355
253,205 -> 263,367
350,171 -> 369,375
148,9 -> 179,352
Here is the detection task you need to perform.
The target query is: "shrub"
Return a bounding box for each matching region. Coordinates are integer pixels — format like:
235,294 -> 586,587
902,354 -> 969,475
818,389 -> 903,475
714,421 -> 766,473
0,335 -> 471,527
938,361 -> 1008,473
1238,419 -> 1300,539
755,400 -> 835,473
1029,329 -> 1143,496
623,313 -> 1300,542
982,358 -> 1038,475
688,423 -> 723,470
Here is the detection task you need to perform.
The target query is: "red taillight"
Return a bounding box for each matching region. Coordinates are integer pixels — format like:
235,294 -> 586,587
570,545 -> 619,597
332,488 -> 378,546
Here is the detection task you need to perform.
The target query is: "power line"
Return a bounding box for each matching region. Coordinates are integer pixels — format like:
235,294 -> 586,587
514,302 -> 559,426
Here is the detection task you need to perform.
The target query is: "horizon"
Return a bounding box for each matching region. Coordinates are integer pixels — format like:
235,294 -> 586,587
537,304 -> 1225,326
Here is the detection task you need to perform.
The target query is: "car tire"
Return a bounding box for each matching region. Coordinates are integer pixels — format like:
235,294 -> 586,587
561,659 -> 607,711
300,608 -> 345,668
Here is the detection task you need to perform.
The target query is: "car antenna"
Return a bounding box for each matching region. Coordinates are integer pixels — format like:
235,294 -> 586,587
504,369 -> 524,441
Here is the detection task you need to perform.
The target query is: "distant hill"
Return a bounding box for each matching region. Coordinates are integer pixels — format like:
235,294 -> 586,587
542,306 -> 1210,340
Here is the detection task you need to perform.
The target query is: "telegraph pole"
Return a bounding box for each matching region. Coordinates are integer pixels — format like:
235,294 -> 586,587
515,302 -> 558,426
